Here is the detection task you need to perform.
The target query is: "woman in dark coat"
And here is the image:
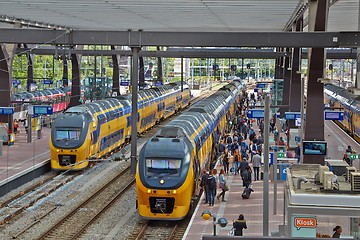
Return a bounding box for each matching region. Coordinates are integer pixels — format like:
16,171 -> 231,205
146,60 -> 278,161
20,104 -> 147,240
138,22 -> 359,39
233,214 -> 247,236
332,225 -> 342,238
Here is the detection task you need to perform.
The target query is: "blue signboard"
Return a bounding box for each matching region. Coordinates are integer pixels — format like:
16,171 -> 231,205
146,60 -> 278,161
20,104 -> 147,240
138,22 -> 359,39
256,83 -> 266,89
120,81 -> 130,86
43,79 -> 53,85
324,111 -> 344,120
285,112 -> 301,120
33,105 -> 53,115
247,109 -> 264,119
0,107 -> 14,115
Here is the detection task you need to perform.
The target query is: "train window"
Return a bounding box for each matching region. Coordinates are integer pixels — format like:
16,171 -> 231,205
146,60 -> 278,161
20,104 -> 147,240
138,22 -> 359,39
56,128 -> 81,140
145,158 -> 181,177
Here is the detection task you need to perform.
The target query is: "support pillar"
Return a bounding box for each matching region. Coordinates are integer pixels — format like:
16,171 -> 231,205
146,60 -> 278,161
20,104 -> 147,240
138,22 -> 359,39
304,0 -> 329,164
131,47 -> 140,174
275,48 -> 284,80
356,0 -> 360,88
280,49 -> 291,116
111,45 -> 120,96
0,45 -> 12,126
26,51 -> 34,92
139,56 -> 145,89
157,46 -> 163,84
288,18 -> 303,129
68,53 -> 81,108
62,56 -> 68,87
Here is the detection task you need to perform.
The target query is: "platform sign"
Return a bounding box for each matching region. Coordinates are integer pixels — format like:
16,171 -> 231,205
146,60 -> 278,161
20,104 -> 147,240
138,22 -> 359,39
285,112 -> 301,120
256,83 -> 266,89
247,109 -> 264,119
33,105 -> 53,115
0,107 -> 14,115
120,80 -> 130,86
324,111 -> 344,120
43,79 -> 53,85
295,118 -> 301,127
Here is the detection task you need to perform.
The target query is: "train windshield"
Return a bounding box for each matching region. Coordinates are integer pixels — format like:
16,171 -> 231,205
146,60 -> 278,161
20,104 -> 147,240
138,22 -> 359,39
56,128 -> 81,140
145,159 -> 181,177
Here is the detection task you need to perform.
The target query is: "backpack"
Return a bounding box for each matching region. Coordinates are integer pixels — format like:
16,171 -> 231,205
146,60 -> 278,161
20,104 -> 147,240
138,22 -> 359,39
226,136 -> 233,144
208,176 -> 217,190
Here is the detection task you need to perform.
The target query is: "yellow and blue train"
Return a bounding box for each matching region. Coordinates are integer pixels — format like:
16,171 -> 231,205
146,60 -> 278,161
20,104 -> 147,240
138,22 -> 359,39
324,83 -> 360,143
50,82 -> 191,171
136,80 -> 244,220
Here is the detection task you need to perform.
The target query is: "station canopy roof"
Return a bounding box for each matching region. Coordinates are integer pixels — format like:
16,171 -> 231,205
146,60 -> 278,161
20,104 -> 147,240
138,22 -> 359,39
0,0 -> 358,32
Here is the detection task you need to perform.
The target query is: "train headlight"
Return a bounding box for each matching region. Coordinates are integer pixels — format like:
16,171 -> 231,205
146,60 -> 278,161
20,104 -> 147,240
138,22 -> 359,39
172,190 -> 177,194
56,149 -> 60,152
147,189 -> 152,194
159,179 -> 165,185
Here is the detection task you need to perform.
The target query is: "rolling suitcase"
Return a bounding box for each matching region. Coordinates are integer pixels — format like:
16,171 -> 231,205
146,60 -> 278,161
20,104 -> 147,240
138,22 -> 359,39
241,186 -> 253,199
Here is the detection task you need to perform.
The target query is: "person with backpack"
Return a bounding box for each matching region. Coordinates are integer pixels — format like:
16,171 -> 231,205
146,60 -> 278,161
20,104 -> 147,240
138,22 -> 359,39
206,171 -> 217,206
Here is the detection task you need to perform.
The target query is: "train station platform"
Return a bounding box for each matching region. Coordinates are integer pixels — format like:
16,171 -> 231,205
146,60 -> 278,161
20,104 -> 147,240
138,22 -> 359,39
183,120 -> 360,239
0,124 -> 52,197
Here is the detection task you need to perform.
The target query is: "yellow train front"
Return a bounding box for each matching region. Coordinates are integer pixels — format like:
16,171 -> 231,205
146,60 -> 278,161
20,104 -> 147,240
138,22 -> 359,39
136,79 -> 243,220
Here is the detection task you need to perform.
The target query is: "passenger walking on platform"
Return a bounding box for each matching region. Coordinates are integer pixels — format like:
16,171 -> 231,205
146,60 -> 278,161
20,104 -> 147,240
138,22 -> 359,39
218,140 -> 226,166
252,151 -> 261,181
273,127 -> 279,144
13,119 -> 19,134
233,149 -> 241,175
344,146 -> 355,166
278,136 -> 285,146
332,225 -> 342,238
223,148 -> 230,174
239,157 -> 249,177
241,166 -> 252,188
233,214 -> 247,236
24,118 -> 28,133
206,171 -> 216,206
200,170 -> 209,204
217,169 -> 227,202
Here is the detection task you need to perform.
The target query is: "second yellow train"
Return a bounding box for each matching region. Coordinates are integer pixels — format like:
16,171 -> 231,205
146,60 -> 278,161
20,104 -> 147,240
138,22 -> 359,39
50,82 -> 191,170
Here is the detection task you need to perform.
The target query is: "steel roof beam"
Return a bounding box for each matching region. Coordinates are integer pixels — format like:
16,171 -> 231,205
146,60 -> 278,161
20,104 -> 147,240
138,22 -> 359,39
0,29 -> 360,48
14,47 -> 356,59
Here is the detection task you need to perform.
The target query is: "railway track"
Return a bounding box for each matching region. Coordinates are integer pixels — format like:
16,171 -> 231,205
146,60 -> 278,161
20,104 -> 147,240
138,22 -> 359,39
37,165 -> 134,240
0,172 -> 81,225
128,218 -> 190,240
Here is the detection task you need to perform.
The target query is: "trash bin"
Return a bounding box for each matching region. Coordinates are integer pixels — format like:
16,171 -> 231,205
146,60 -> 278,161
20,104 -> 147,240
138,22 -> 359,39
279,163 -> 291,180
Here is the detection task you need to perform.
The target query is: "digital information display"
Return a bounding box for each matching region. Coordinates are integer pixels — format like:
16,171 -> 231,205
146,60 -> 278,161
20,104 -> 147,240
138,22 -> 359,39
33,105 -> 53,115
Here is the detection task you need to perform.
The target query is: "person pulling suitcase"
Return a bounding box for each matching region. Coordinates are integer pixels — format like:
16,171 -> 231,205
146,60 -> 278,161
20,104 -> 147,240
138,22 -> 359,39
241,166 -> 254,199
